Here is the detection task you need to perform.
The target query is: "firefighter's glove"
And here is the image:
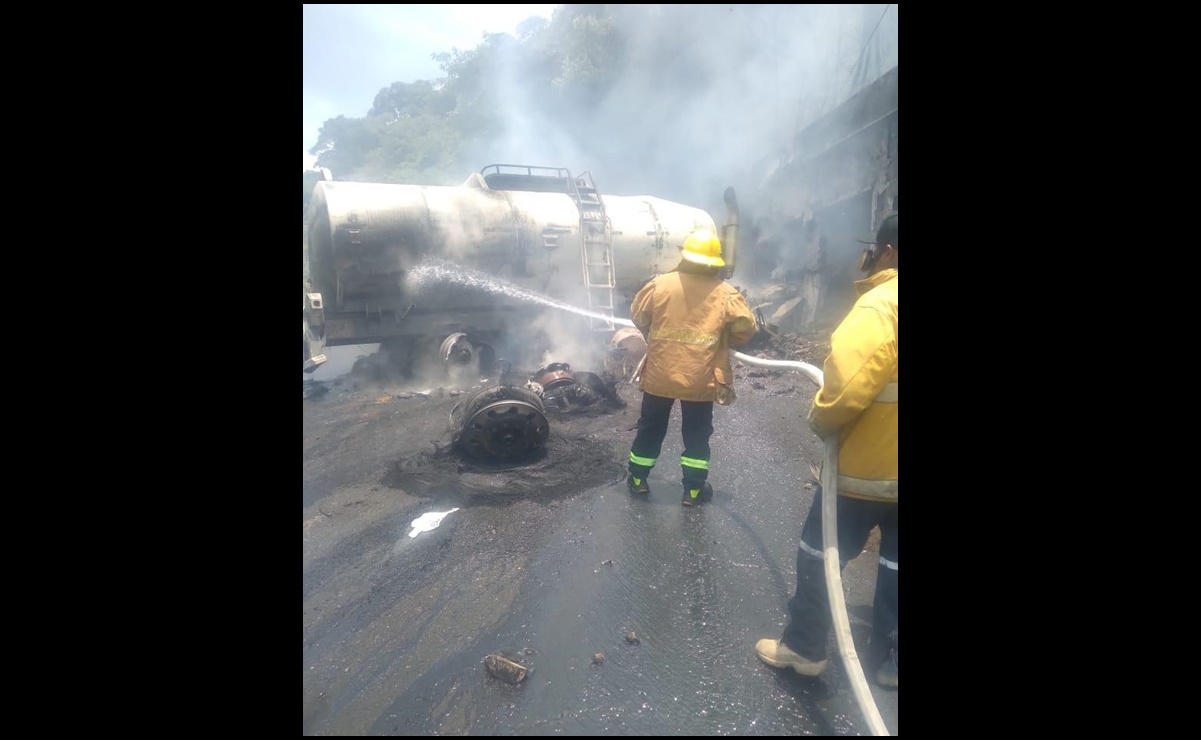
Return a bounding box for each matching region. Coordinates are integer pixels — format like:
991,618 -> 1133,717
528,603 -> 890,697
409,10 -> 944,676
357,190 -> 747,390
806,407 -> 833,440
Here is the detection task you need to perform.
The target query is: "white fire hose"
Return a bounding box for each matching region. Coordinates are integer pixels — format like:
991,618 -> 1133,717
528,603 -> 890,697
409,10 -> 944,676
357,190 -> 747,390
731,351 -> 890,736
615,314 -> 889,735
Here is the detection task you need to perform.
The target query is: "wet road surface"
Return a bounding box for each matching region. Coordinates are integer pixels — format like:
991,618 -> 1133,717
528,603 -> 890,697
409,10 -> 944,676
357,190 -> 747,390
303,348 -> 898,735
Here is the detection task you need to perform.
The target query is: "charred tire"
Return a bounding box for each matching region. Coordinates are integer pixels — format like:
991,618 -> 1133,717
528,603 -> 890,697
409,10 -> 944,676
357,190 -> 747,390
451,385 -> 549,460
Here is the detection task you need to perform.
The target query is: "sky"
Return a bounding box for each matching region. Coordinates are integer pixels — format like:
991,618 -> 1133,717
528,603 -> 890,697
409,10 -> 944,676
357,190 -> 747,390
303,4 -> 560,171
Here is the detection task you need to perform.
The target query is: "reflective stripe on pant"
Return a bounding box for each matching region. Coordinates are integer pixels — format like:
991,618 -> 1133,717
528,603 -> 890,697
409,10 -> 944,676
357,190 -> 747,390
628,392 -> 714,486
782,485 -> 898,668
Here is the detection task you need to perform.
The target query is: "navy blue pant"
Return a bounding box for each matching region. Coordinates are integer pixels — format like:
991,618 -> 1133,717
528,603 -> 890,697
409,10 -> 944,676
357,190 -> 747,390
782,485 -> 898,670
627,392 -> 714,488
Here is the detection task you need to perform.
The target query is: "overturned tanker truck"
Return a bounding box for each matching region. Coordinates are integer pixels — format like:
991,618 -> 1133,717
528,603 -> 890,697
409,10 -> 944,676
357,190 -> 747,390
302,164 -> 742,376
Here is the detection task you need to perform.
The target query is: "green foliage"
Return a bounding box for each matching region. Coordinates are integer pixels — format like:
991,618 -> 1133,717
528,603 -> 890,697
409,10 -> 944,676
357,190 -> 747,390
308,5 -> 627,184
549,12 -> 620,100
304,5 -> 888,192
309,115 -> 380,179
369,80 -> 455,119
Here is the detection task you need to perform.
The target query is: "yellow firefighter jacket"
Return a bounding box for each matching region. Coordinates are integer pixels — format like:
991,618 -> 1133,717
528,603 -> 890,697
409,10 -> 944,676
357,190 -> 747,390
808,268 -> 898,502
630,269 -> 757,404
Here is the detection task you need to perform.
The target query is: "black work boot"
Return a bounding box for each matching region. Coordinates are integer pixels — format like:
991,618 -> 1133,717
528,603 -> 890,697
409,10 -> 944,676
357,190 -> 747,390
627,472 -> 650,495
681,481 -> 713,506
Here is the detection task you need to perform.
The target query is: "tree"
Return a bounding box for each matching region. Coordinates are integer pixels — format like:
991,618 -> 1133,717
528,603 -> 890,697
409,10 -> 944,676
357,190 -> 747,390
301,4 -> 893,205
309,115 -> 381,178
369,80 -> 454,119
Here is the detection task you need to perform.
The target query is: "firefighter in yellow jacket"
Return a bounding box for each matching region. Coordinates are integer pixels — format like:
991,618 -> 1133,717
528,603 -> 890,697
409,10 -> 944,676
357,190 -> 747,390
626,229 -> 757,506
755,211 -> 899,688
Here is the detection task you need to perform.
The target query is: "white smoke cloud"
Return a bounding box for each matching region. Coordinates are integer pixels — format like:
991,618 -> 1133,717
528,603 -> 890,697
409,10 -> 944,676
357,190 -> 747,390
463,5 -> 898,214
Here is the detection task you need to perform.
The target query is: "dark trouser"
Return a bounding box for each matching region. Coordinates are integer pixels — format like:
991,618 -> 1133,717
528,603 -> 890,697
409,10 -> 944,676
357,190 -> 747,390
627,392 -> 714,488
782,485 -> 898,670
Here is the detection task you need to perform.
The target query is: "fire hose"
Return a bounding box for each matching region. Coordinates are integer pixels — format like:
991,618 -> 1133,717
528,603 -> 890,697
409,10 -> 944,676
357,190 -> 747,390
614,317 -> 889,735
730,352 -> 890,737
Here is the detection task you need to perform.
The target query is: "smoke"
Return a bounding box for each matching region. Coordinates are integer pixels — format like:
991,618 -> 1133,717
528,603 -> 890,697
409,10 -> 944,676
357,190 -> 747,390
464,5 -> 898,214
401,255 -> 622,374
435,5 -> 898,320
309,6 -> 899,362
528,310 -> 609,375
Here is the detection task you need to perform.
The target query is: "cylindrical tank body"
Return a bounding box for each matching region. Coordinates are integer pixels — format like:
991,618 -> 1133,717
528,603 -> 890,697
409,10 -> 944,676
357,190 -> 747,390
304,173 -> 719,349
601,195 -> 718,288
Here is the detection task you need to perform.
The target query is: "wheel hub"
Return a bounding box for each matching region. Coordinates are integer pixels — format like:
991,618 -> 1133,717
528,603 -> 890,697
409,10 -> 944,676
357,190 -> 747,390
459,398 -> 549,459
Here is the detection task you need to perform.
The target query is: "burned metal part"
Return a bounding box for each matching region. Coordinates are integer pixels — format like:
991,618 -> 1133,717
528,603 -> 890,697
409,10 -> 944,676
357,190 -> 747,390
571,370 -> 624,407
523,364 -> 623,414
609,327 -> 647,356
721,186 -> 739,280
441,333 -> 475,368
303,290 -> 328,373
451,385 -> 549,460
605,327 -> 646,382
534,362 -> 577,392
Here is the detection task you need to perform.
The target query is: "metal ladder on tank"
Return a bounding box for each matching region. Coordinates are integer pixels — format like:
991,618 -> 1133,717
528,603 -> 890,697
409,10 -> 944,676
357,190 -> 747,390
569,170 -> 616,331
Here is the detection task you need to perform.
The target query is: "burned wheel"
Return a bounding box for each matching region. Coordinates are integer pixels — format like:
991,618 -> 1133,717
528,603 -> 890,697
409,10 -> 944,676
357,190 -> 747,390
440,333 -> 475,368
452,386 -> 549,460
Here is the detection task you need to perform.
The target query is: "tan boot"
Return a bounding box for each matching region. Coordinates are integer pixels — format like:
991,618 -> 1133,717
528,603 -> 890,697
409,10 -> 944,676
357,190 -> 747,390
755,639 -> 828,677
875,660 -> 898,688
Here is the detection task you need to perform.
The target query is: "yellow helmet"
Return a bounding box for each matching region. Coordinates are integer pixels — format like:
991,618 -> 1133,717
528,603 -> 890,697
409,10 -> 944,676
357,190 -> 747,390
680,229 -> 725,267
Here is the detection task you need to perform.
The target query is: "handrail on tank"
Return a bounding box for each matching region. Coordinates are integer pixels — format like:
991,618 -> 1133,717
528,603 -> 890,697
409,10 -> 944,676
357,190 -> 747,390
479,164 -> 572,179
479,164 -> 578,194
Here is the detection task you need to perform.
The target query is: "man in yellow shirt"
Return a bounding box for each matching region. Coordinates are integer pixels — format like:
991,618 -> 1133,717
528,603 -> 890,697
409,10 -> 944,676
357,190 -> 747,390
754,212 -> 899,688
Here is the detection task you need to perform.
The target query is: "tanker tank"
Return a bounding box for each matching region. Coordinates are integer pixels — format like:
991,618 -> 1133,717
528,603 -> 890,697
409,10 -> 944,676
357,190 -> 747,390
303,164 -> 736,376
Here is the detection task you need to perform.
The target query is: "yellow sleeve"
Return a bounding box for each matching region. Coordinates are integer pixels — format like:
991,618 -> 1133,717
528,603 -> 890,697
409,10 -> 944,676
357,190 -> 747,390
630,279 -> 656,334
807,304 -> 895,436
726,291 -> 758,348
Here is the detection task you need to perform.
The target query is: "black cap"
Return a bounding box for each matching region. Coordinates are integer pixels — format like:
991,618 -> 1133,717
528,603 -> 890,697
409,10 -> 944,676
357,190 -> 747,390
857,211 -> 898,249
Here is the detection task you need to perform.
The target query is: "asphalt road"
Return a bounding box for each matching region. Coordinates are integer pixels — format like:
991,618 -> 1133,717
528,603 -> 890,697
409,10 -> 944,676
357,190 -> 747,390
303,347 -> 899,735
